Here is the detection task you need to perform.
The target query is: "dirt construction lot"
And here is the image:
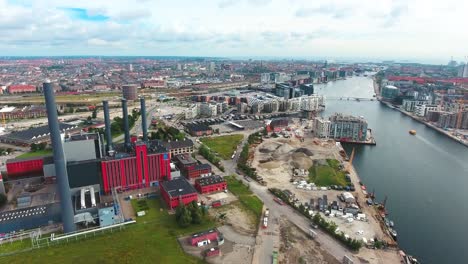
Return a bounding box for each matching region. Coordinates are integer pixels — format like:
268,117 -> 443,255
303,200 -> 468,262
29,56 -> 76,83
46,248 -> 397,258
252,136 -> 389,242
279,218 -> 340,264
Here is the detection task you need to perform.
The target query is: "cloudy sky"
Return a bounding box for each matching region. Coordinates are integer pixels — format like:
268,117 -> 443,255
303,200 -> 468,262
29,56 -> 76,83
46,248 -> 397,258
1,0 -> 467,63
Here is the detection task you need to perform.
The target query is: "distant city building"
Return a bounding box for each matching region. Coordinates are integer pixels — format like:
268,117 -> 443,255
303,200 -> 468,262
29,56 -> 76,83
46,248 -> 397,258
209,62 -> 215,73
185,104 -> 200,119
300,84 -> 314,96
185,124 -> 213,137
7,85 -> 37,94
402,100 -> 427,112
437,112 -> 457,128
122,84 -> 138,100
141,80 -> 166,88
313,117 -> 331,138
381,85 -> 400,100
162,139 -> 194,156
463,63 -> 468,78
329,113 -> 368,142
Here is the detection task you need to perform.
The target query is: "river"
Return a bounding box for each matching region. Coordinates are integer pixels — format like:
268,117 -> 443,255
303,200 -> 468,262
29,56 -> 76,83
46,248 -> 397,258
314,76 -> 468,264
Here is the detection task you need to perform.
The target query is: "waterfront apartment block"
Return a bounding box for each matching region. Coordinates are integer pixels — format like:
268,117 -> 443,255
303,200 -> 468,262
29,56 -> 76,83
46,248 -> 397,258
328,114 -> 368,141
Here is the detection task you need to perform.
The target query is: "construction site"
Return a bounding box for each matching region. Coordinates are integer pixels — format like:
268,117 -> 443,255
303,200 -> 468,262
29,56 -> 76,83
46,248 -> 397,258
246,118 -> 402,263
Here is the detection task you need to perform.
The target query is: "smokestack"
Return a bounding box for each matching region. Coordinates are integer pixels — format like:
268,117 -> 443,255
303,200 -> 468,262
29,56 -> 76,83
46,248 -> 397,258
43,81 -> 76,233
140,97 -> 148,142
122,99 -> 131,149
102,101 -> 113,153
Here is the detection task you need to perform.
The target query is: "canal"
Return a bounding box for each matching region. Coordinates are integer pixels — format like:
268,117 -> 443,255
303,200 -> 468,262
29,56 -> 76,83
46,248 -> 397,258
315,77 -> 468,264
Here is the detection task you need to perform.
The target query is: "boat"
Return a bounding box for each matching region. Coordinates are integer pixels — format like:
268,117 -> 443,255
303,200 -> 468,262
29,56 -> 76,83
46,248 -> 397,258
389,220 -> 394,227
389,228 -> 398,240
409,130 -> 416,135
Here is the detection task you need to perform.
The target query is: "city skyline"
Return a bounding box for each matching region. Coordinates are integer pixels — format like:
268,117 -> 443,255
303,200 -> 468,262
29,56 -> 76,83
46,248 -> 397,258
1,0 -> 467,64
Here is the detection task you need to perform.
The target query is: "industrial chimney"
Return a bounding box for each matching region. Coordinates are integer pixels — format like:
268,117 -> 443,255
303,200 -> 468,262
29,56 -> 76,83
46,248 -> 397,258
43,81 -> 76,233
140,97 -> 148,142
121,99 -> 131,150
102,101 -> 113,153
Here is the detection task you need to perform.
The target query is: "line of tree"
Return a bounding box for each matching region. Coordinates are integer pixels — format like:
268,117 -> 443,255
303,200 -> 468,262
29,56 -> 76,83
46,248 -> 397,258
149,124 -> 185,141
30,142 -> 47,152
198,144 -> 225,172
237,132 -> 263,179
312,213 -> 362,251
110,109 -> 140,136
268,188 -> 362,251
175,201 -> 207,227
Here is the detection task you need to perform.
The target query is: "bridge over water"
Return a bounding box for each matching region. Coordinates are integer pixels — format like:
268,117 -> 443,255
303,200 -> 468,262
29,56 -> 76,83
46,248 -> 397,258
325,96 -> 375,101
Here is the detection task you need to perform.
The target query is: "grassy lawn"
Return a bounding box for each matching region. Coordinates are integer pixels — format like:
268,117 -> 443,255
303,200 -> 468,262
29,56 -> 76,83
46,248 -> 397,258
0,199 -> 214,264
308,159 -> 347,187
16,149 -> 53,159
225,176 -> 263,221
200,134 -> 244,160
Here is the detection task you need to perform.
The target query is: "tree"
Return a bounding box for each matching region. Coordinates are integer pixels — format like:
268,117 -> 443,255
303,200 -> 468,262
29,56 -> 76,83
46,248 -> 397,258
92,108 -> 97,119
38,142 -> 47,151
87,116 -> 92,124
0,193 -> 7,207
30,143 -> 37,152
262,127 -> 268,136
175,204 -> 192,227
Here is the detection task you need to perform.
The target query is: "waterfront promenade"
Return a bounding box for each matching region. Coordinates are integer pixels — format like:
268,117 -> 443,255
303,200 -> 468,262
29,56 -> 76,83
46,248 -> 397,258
373,78 -> 468,147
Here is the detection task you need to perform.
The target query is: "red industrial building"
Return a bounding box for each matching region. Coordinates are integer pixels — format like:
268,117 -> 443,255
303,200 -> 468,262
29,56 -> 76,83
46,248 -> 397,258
266,118 -> 289,133
205,247 -> 221,257
174,154 -> 212,179
160,177 -> 198,210
6,157 -> 45,177
101,143 -> 171,194
185,124 -> 213,137
195,175 -> 227,194
189,229 -> 219,246
7,85 -> 37,94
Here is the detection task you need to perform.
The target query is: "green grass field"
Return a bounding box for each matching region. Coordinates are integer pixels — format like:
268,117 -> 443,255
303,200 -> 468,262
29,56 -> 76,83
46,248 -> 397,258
225,176 -> 263,221
0,199 -> 214,264
200,134 -> 244,160
16,149 -> 53,159
308,159 -> 347,187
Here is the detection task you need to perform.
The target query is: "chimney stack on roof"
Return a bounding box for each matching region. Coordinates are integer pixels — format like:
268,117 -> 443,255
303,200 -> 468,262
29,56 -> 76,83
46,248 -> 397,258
140,97 -> 148,142
44,81 -> 76,233
121,99 -> 131,151
103,100 -> 113,153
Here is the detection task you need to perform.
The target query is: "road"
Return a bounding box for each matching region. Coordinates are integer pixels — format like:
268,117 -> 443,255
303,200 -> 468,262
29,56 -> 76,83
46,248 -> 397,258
220,145 -> 358,264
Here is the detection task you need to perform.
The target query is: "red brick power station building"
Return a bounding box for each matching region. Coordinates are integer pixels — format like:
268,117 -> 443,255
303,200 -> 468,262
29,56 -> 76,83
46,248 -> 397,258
195,175 -> 227,194
160,177 -> 198,210
6,157 -> 44,177
100,142 -> 171,193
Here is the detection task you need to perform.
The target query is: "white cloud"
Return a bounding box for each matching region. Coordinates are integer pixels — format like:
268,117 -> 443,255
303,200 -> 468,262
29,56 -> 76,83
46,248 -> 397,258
0,0 -> 466,63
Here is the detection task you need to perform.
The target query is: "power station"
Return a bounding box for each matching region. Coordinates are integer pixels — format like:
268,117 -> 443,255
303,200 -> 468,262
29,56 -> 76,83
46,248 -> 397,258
0,83 -> 173,234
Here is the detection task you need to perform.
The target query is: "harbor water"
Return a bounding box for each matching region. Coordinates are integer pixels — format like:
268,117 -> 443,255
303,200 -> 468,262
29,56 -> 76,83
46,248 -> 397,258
315,77 -> 468,264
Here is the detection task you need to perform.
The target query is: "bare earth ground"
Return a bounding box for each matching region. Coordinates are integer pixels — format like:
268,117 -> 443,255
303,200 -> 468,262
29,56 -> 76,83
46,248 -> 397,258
252,134 -> 401,263
210,201 -> 257,236
279,218 -> 340,264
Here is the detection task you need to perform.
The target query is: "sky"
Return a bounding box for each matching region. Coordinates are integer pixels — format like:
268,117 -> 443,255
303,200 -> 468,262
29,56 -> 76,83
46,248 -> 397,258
1,0 -> 467,64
